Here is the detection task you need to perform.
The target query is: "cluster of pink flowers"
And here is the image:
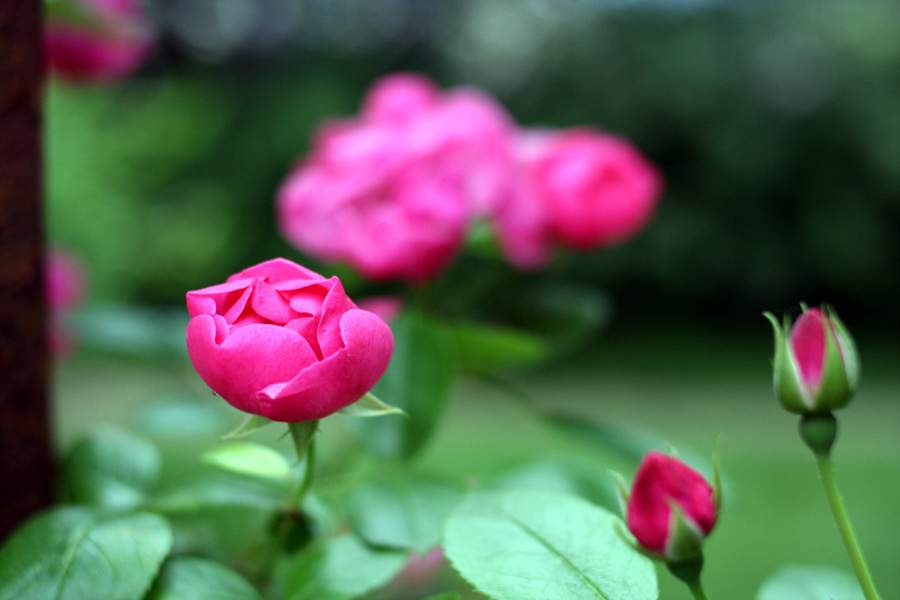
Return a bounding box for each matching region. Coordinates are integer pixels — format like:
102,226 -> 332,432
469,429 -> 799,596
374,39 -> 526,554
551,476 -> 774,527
44,0 -> 156,84
277,73 -> 663,283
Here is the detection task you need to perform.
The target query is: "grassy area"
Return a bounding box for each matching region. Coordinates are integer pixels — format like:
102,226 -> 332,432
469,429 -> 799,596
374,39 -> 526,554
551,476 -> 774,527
53,324 -> 899,599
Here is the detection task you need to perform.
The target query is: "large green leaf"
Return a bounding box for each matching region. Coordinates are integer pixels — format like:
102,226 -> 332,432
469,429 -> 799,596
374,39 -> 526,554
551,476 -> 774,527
443,489 -> 657,600
146,557 -> 262,600
282,533 -> 408,600
0,507 -> 172,600
350,310 -> 456,460
346,473 -> 464,554
151,473 -> 286,512
62,427 -> 161,510
756,565 -> 864,600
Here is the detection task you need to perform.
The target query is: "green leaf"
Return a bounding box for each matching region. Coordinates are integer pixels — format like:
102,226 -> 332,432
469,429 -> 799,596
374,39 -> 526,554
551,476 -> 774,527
421,594 -> 461,600
350,310 -> 456,460
222,414 -> 274,440
756,565 -> 864,600
346,473 -> 464,554
62,426 -> 161,510
146,557 -> 262,600
203,443 -> 292,480
282,533 -> 408,600
339,392 -> 406,418
151,473 -> 286,513
0,507 -> 172,600
441,320 -> 547,371
443,489 -> 657,600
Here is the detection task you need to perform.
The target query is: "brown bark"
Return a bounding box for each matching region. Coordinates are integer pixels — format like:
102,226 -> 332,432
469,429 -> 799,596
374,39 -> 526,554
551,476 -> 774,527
0,0 -> 52,541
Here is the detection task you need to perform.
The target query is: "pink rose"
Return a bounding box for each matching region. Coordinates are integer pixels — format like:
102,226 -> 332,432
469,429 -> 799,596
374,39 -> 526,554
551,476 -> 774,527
495,128 -> 663,268
626,452 -> 717,561
185,258 -> 394,422
45,0 -> 155,84
277,73 -> 514,283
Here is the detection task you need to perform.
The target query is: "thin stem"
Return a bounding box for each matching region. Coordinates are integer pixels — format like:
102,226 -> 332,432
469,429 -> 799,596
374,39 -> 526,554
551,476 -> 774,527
815,453 -> 880,600
292,438 -> 317,508
686,579 -> 710,600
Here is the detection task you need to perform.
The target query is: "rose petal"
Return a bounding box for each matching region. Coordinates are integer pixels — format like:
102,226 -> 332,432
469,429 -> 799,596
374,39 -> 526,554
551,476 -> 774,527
257,309 -> 393,421
186,316 -> 318,416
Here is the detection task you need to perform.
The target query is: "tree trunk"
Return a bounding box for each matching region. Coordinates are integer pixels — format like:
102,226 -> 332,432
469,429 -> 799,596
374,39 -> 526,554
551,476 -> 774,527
0,0 -> 52,541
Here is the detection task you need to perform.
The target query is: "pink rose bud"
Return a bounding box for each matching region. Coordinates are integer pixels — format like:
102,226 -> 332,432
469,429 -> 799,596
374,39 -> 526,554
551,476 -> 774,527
625,452 -> 717,562
185,258 -> 394,422
277,73 -> 514,283
495,128 -> 662,268
45,0 -> 156,84
765,305 -> 859,414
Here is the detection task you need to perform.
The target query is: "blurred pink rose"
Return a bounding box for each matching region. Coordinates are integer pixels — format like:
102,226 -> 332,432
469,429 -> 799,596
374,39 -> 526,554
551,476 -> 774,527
185,258 -> 394,422
495,128 -> 663,268
46,248 -> 85,356
45,0 -> 155,84
277,73 -> 514,283
356,296 -> 403,323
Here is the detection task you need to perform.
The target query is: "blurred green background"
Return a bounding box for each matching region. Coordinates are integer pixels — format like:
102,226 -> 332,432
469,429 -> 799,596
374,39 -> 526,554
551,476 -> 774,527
46,0 -> 899,598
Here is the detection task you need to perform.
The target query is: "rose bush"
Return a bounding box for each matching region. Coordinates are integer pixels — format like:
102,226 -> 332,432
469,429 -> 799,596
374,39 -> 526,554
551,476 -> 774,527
277,73 -> 514,283
495,128 -> 663,268
44,0 -> 156,84
626,451 -> 717,562
185,258 -> 394,422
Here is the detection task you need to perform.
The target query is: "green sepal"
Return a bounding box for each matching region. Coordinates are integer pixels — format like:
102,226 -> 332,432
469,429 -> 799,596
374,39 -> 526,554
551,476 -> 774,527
221,414 -> 273,441
610,470 -> 629,516
663,501 -> 705,563
612,518 -> 659,562
339,392 -> 406,418
287,420 -> 319,463
764,312 -> 814,413
814,306 -> 857,412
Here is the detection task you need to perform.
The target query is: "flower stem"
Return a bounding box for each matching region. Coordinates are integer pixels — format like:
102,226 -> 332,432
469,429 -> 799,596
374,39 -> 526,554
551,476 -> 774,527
667,557 -> 712,600
814,453 -> 881,600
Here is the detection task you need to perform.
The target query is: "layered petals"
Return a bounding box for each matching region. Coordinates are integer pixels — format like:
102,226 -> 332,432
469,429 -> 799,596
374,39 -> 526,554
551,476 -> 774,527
185,259 -> 394,422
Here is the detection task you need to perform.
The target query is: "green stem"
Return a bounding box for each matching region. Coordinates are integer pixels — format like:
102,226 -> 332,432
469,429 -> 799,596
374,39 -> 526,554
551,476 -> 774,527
686,580 -> 710,600
292,438 -> 316,508
814,453 -> 881,600
667,557 -> 712,600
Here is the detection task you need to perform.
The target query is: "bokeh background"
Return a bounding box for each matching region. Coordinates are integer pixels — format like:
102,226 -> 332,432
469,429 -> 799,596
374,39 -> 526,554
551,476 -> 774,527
47,0 -> 899,598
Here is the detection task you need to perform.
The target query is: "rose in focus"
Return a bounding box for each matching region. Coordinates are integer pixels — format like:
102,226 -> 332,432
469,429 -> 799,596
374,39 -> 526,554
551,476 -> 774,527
765,305 -> 859,414
277,73 -> 514,283
496,128 -> 663,268
45,0 -> 155,84
625,452 -> 717,562
185,259 -> 393,422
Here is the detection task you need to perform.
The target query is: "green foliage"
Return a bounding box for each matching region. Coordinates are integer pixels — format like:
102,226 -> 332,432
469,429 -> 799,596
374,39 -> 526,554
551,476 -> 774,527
0,508 -> 172,600
146,557 -> 262,600
62,426 -> 161,510
443,488 -> 657,600
281,533 -> 408,600
350,310 -> 456,460
203,442 -> 293,480
346,473 -> 464,554
756,565 -> 863,600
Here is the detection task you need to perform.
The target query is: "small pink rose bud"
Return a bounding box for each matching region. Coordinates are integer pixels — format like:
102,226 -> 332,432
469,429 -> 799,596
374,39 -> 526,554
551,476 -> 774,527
625,452 -> 717,562
765,305 -> 859,414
